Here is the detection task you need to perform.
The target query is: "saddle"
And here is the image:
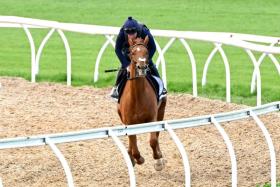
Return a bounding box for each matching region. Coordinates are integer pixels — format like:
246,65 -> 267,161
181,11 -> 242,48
116,72 -> 165,103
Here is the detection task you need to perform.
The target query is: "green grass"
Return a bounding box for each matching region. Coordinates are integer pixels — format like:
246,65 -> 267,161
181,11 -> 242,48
256,182 -> 280,187
0,0 -> 280,105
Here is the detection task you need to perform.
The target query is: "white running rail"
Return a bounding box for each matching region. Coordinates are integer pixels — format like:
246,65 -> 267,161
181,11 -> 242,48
0,16 -> 280,105
0,101 -> 279,186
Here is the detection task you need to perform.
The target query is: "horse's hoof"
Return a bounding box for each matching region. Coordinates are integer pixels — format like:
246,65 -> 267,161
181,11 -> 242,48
154,158 -> 165,171
130,158 -> 136,167
136,156 -> 145,165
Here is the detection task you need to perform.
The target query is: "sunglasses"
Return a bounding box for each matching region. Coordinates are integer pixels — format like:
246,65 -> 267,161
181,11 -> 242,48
124,27 -> 137,34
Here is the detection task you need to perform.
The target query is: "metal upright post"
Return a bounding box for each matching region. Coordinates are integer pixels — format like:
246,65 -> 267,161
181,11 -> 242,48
45,137 -> 74,187
249,111 -> 276,187
211,116 -> 237,187
108,129 -> 136,187
164,122 -> 191,187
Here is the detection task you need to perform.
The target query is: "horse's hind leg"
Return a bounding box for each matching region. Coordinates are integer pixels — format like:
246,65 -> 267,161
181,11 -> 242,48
157,97 -> 166,121
128,135 -> 145,165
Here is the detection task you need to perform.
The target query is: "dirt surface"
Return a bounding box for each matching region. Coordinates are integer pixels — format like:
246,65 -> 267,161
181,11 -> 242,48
0,77 -> 279,187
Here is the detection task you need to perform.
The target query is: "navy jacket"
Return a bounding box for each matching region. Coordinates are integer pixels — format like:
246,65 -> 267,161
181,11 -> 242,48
115,25 -> 156,68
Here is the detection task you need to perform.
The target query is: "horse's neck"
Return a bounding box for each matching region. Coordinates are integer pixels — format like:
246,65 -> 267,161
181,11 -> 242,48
128,65 -> 147,102
128,78 -> 147,101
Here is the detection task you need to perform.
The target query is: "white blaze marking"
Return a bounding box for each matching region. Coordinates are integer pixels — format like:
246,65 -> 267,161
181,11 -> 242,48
137,47 -> 140,51
138,57 -> 146,62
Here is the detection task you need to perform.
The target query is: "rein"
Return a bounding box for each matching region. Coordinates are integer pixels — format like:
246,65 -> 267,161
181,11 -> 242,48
127,76 -> 141,81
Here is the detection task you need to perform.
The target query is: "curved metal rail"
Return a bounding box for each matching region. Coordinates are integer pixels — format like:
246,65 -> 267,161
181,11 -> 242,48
0,102 -> 279,186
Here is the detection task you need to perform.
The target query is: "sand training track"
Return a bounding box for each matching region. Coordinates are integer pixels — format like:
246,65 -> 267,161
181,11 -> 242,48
0,77 -> 279,187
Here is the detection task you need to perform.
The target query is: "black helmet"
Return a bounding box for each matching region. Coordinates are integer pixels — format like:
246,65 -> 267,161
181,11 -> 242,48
123,16 -> 138,34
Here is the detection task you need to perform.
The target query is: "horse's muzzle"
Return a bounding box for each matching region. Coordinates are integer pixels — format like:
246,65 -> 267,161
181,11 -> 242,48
136,65 -> 148,77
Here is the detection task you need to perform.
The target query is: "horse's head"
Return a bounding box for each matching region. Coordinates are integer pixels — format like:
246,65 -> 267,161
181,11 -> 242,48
128,36 -> 149,78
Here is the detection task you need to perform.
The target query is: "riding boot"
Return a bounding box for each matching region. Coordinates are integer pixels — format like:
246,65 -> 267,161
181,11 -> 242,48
148,64 -> 167,96
110,68 -> 127,99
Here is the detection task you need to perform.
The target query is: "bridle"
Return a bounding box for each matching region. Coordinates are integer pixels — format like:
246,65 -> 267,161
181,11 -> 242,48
129,43 -> 147,51
127,43 -> 149,80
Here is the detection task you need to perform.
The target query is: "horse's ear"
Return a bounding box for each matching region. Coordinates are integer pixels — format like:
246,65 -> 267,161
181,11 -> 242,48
143,36 -> 149,46
128,38 -> 134,46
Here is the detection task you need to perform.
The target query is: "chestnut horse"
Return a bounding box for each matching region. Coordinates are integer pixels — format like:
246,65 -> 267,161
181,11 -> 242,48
117,36 -> 167,171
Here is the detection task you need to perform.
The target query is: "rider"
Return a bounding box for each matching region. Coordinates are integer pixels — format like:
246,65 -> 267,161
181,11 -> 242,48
110,16 -> 167,99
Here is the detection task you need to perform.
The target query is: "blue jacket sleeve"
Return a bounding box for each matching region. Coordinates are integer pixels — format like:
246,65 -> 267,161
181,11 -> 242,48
145,29 -> 156,60
115,28 -> 130,68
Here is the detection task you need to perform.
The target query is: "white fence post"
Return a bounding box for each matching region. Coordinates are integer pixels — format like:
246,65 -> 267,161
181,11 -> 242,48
250,42 -> 280,93
202,46 -> 219,86
155,38 -> 176,68
57,29 -> 71,86
216,44 -> 231,103
154,37 -> 176,89
249,111 -> 276,187
94,35 -> 115,83
45,137 -> 74,187
245,49 -> 262,106
22,26 -> 72,86
108,129 -> 136,187
22,25 -> 36,83
202,43 -> 231,102
179,39 -> 198,97
164,122 -> 191,187
154,39 -> 167,88
211,116 -> 237,187
35,28 -> 56,75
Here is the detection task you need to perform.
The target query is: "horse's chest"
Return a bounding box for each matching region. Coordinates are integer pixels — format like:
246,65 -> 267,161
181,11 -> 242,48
119,81 -> 158,124
120,102 -> 157,124
125,112 -> 156,124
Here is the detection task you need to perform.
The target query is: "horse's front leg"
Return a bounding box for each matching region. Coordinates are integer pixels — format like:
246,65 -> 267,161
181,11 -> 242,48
150,132 -> 165,171
128,139 -> 136,166
128,135 -> 145,165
